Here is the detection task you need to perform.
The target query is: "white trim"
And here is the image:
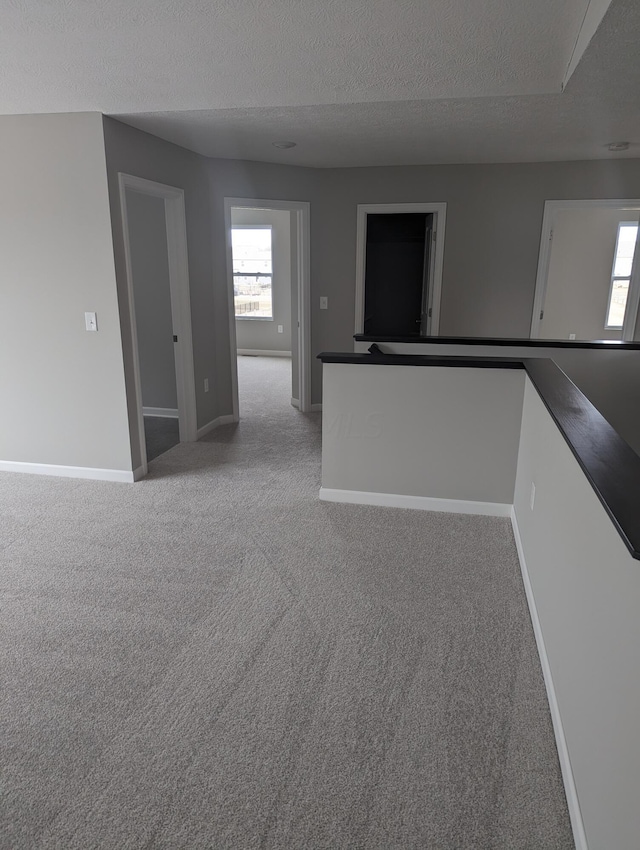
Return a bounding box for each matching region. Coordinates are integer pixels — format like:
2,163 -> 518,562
237,349 -> 292,357
196,414 -> 236,440
143,406 -> 179,418
0,460 -> 135,483
310,403 -> 323,412
354,202 -> 447,337
291,397 -> 300,409
118,173 -> 199,479
225,198 -> 311,415
319,487 -> 511,516
510,508 -> 589,850
531,198 -> 640,340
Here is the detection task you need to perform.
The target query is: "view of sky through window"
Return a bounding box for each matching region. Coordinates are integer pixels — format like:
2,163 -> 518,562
606,222 -> 639,329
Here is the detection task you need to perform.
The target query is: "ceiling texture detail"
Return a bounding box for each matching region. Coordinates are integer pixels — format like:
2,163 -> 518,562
2,0 -> 638,166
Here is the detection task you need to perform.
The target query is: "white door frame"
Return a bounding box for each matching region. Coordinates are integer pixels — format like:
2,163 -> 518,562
354,202 -> 447,336
531,199 -> 640,340
118,173 -> 198,477
224,197 -> 311,415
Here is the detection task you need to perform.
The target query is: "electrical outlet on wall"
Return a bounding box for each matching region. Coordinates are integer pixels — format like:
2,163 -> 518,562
278,325 -> 283,333
204,378 -> 209,392
320,296 -> 328,310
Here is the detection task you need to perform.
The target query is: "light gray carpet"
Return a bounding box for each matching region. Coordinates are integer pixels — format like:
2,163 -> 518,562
144,415 -> 180,462
1,356 -> 573,849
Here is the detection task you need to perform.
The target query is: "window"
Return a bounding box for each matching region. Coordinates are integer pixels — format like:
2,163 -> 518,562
605,222 -> 639,329
232,226 -> 273,319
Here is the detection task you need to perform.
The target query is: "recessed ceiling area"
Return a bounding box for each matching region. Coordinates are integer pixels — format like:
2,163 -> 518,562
2,0 -> 639,167
0,0 -> 598,112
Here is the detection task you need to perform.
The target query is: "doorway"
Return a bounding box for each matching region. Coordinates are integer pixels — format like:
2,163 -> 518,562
363,212 -> 434,336
230,207 -> 294,416
119,174 -> 197,476
531,199 -> 640,341
224,198 -> 311,417
355,202 -> 447,337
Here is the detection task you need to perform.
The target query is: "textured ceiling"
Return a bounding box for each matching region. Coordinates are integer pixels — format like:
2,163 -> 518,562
3,0 -> 639,166
0,0 -> 591,113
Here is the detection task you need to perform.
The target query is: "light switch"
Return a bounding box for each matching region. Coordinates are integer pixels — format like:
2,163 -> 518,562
85,312 -> 98,332
320,297 -> 328,310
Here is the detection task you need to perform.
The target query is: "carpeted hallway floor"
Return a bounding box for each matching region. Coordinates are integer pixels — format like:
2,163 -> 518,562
1,356 -> 573,849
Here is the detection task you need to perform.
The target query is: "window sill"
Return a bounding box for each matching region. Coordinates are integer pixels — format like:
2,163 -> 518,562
235,316 -> 274,322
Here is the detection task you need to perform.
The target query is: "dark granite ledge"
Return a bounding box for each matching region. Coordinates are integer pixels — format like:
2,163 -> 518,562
354,333 -> 640,350
318,350 -> 640,560
523,358 -> 640,561
318,352 -> 524,369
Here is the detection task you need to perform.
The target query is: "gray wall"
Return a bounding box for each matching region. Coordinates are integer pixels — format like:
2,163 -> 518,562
209,156 -> 640,408
105,124 -> 640,420
232,207 -> 292,352
312,159 -> 640,401
541,206 -> 639,340
0,113 -> 132,472
102,118 -> 217,466
126,190 -> 177,410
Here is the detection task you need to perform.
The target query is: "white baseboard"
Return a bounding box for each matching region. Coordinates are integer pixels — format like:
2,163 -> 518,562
0,459 -> 135,483
133,465 -> 146,481
310,403 -> 322,412
319,487 -> 511,516
237,349 -> 291,357
510,508 -> 588,850
143,406 -> 179,418
196,414 -> 236,439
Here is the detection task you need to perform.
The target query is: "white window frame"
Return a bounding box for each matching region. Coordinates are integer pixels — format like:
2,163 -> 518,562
531,199 -> 640,341
354,202 -> 447,336
231,224 -> 274,321
605,221 -> 640,330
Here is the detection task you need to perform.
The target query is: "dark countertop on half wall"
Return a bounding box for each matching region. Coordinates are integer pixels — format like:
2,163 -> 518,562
318,348 -> 640,560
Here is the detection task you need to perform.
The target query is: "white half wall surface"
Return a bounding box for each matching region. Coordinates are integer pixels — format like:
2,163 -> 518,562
353,340 -> 640,458
0,112 -> 133,477
102,118 -> 218,464
541,206 -> 639,341
232,207 -> 292,353
125,190 -> 178,411
321,363 -> 524,509
513,377 -> 640,850
320,358 -> 640,847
